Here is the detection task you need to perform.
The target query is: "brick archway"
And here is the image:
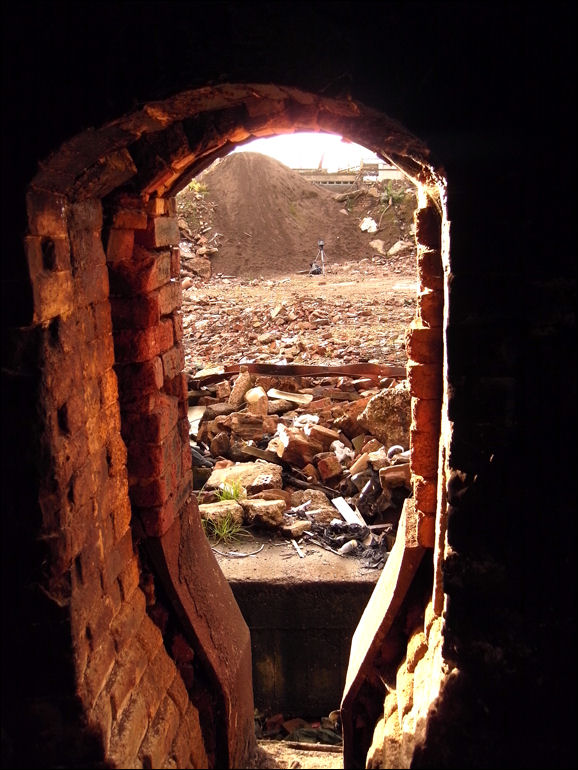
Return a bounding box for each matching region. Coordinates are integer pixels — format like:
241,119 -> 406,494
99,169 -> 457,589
20,84 -> 448,767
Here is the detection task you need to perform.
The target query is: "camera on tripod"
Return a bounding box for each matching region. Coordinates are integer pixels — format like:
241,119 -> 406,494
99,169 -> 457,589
310,239 -> 326,275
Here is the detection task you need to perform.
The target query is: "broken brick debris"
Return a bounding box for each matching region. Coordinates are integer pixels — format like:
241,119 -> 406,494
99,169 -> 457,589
190,367 -> 412,566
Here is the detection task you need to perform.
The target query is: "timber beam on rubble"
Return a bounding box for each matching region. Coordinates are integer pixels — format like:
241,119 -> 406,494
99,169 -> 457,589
190,361 -> 407,387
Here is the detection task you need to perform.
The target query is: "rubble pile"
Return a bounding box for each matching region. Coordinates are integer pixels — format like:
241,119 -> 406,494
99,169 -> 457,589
180,270 -> 415,372
189,364 -> 412,567
255,708 -> 342,744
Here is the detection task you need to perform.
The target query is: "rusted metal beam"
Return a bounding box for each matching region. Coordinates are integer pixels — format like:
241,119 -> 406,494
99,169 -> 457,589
190,361 -> 406,387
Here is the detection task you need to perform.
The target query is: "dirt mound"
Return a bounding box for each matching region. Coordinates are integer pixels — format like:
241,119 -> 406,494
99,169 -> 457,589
180,151 -> 411,278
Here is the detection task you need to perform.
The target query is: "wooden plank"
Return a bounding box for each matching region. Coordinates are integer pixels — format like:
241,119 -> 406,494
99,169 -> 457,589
267,388 -> 313,405
331,496 -> 366,526
291,539 -> 305,558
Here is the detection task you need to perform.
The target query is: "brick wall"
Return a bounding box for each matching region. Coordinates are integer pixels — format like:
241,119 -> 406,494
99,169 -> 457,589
365,600 -> 446,768
2,7 -> 575,766
7,189 -> 209,768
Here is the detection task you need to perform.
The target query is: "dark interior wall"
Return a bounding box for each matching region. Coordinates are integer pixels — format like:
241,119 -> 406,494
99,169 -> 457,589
2,2 -> 576,768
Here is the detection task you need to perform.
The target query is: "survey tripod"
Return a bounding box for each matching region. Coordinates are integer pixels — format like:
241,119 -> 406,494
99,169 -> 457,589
310,239 -> 326,275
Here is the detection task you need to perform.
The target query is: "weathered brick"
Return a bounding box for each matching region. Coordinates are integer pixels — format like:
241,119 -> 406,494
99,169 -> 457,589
135,216 -> 180,248
89,689 -> 113,754
108,574 -> 123,616
405,319 -> 443,364
83,634 -> 116,707
71,612 -> 91,681
26,187 -> 68,238
417,288 -> 443,328
105,432 -> 128,477
31,269 -> 74,322
69,199 -> 103,231
147,198 -> 167,216
159,280 -> 182,316
172,311 -> 184,341
316,453 -> 343,481
76,263 -> 110,306
137,615 -> 164,661
170,246 -> 181,277
115,357 -> 164,395
149,643 -> 178,694
414,205 -> 441,250
103,529 -> 135,589
87,596 -> 115,647
161,343 -> 185,380
395,660 -> 414,720
25,235 -> 71,278
83,334 -> 116,379
122,393 -> 179,444
410,428 -> 439,478
60,391 -> 88,436
108,690 -> 150,768
113,208 -> 148,230
138,666 -> 165,728
406,631 -> 428,673
168,670 -> 191,716
407,361 -> 443,400
164,371 -> 188,403
86,404 -> 122,455
101,474 -> 130,525
93,300 -> 113,337
137,497 -> 177,538
99,368 -> 119,409
130,477 -> 173,507
69,228 -> 107,272
410,397 -> 441,432
101,509 -> 117,554
113,318 -> 174,363
181,443 -> 192,475
71,457 -> 98,508
417,247 -> 443,290
126,422 -> 180,478
110,292 -> 161,330
108,248 -> 172,296
106,228 -> 135,263
110,588 -> 147,655
112,496 -> 133,541
139,695 -> 180,769
413,475 -> 437,514
118,557 -> 141,602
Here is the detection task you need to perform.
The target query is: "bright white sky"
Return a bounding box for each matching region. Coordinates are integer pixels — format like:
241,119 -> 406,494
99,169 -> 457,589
232,131 -> 382,172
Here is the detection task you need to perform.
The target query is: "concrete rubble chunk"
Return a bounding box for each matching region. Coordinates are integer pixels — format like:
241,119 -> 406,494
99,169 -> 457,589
379,463 -> 412,489
280,520 -> 310,538
244,386 -> 269,416
358,381 -> 411,447
206,461 -> 283,491
273,424 -> 324,467
228,366 -> 253,408
239,498 -> 286,528
198,500 -> 244,526
290,490 -> 337,525
315,453 -> 344,482
230,412 -> 278,441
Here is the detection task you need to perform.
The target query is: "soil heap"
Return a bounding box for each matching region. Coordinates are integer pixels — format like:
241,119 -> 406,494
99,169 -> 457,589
178,151 -> 416,278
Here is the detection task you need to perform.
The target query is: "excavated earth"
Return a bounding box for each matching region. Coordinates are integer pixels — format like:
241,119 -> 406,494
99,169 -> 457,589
178,152 -> 419,373
177,153 -> 419,769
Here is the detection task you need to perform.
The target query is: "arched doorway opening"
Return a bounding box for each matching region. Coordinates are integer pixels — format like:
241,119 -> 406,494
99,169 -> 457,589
16,83 -> 448,768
